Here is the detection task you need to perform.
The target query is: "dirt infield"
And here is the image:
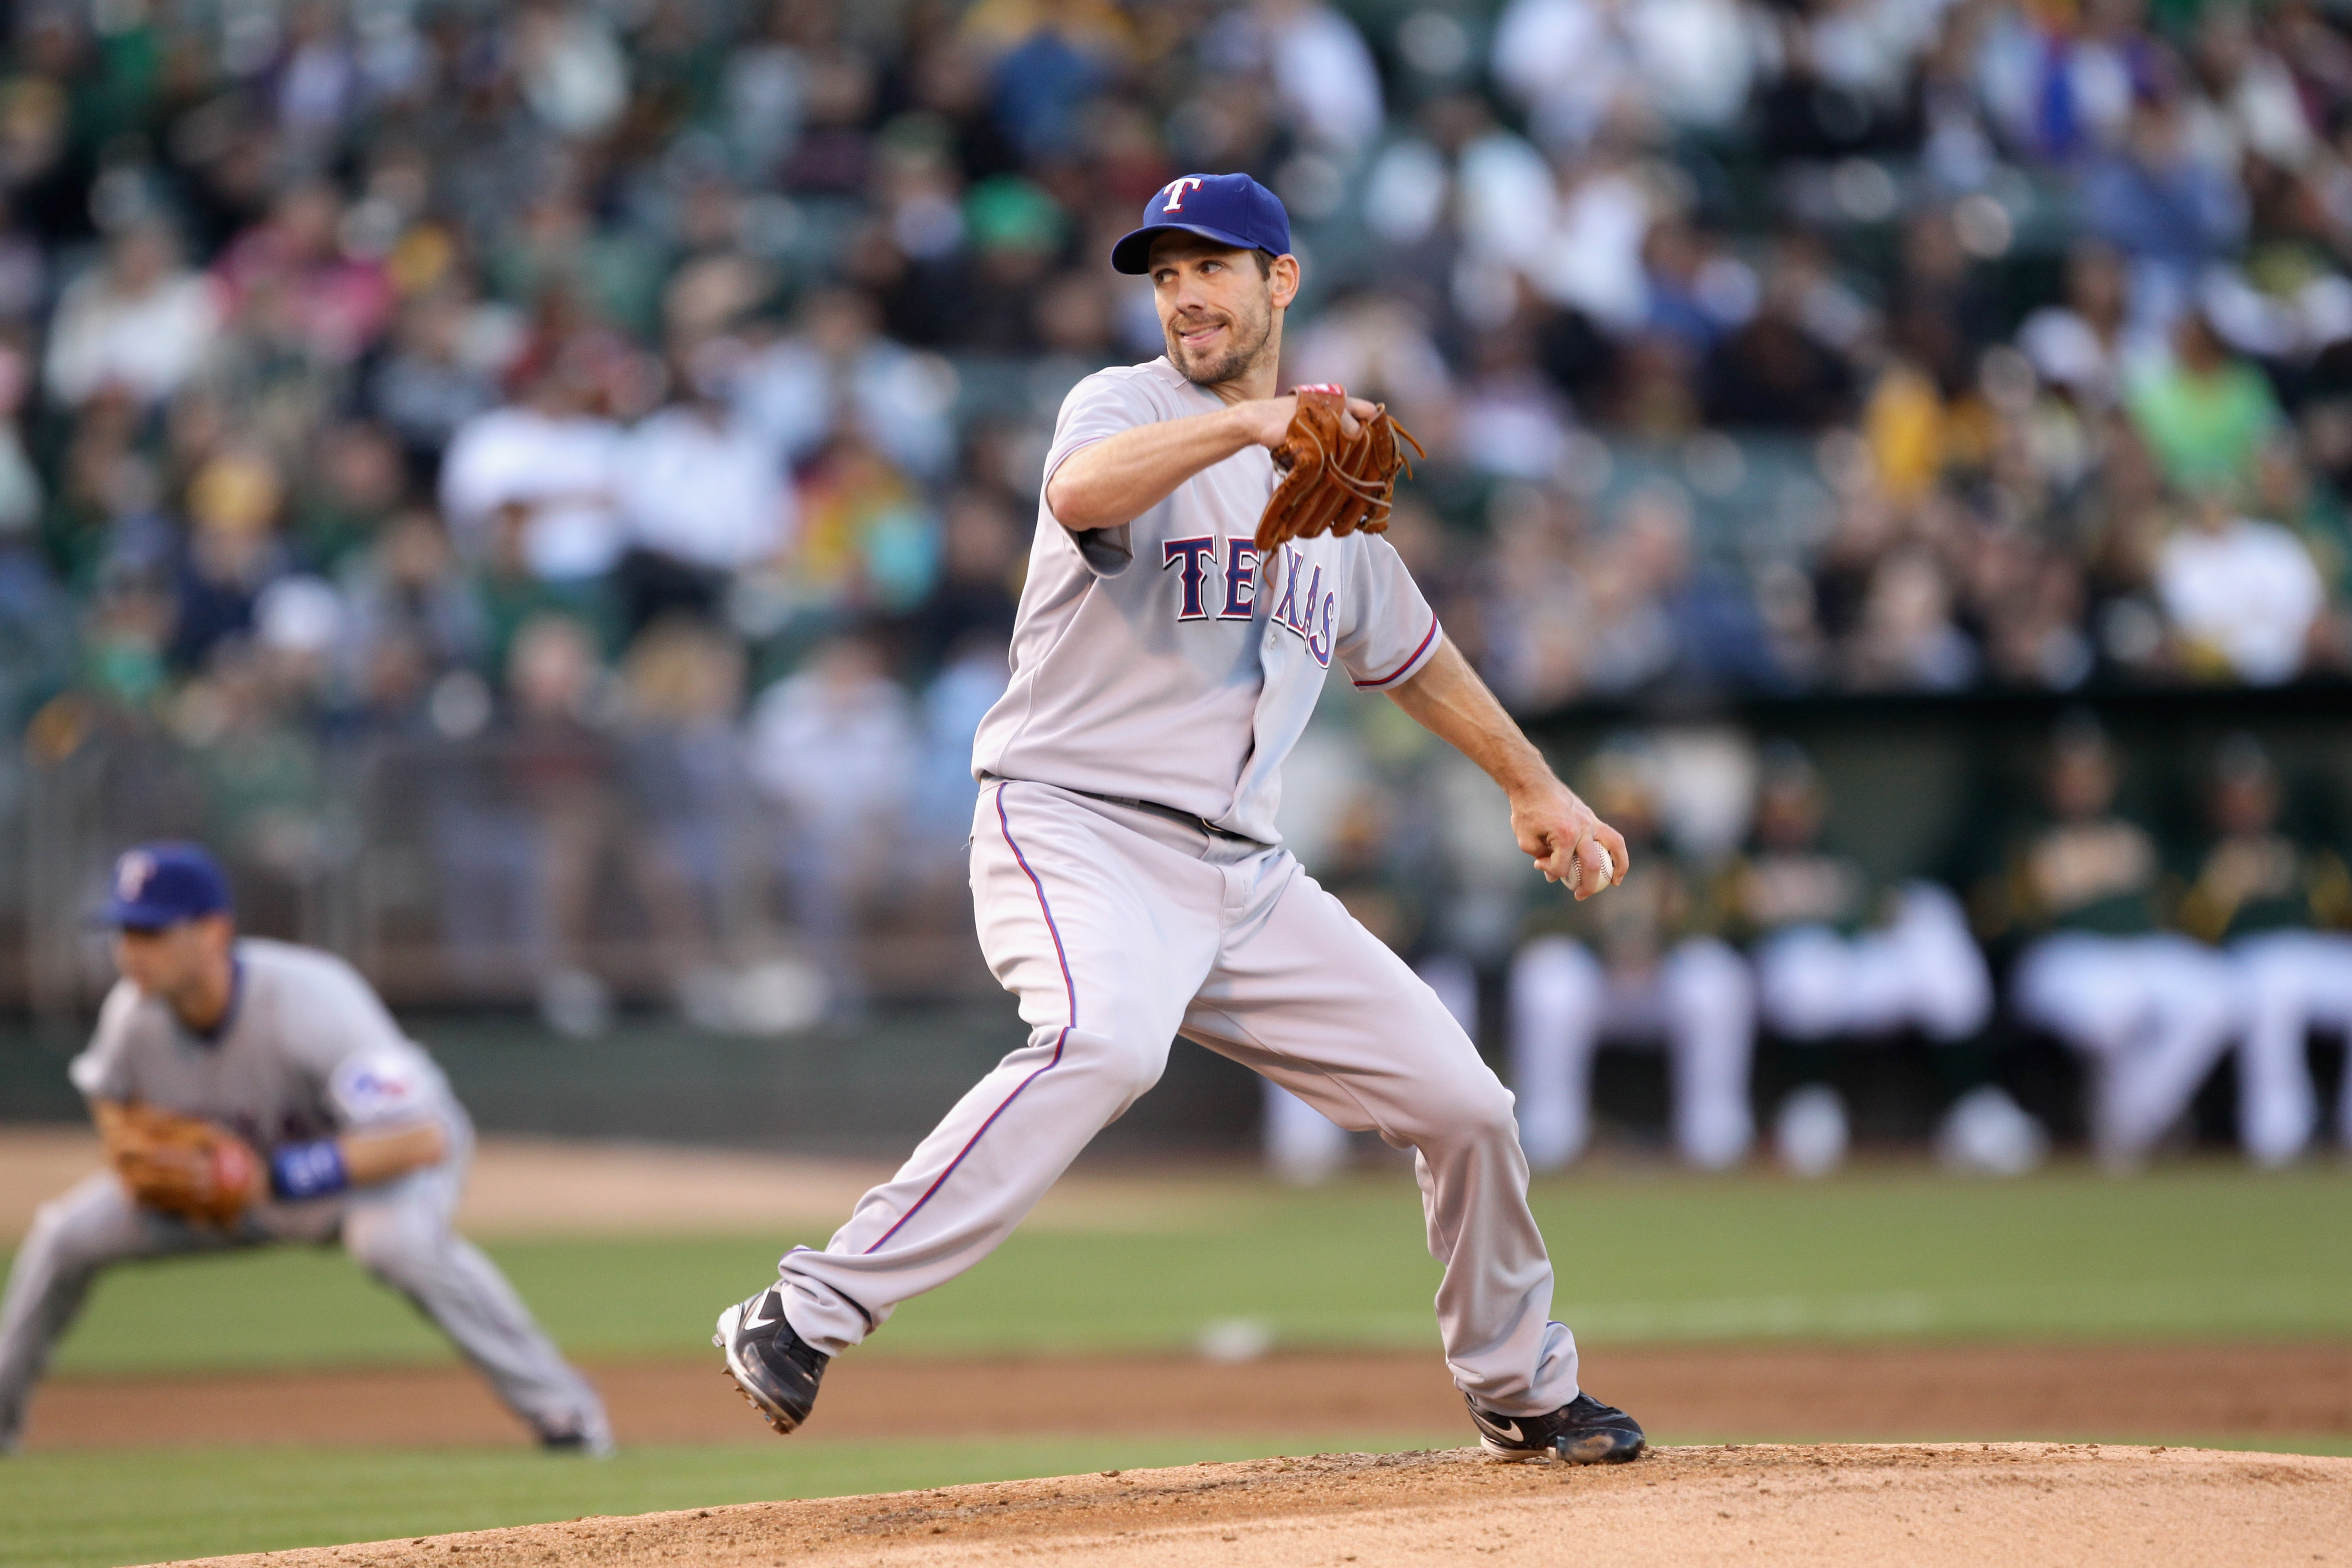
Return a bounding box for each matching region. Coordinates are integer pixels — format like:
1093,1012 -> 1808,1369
24,1341 -> 2352,1449
159,1443 -> 2352,1568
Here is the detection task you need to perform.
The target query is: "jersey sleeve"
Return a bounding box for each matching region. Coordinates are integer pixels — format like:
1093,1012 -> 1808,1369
1335,535 -> 1444,691
1038,370 -> 1163,577
66,982 -> 143,1102
325,1048 -> 443,1131
284,956 -> 444,1132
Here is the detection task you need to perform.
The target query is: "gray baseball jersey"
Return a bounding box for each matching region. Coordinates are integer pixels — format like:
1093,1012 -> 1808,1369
971,356 -> 1443,845
69,937 -> 456,1148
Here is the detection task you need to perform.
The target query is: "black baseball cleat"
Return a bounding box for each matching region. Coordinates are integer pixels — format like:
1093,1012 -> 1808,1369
714,1286 -> 830,1434
1465,1391 -> 1646,1464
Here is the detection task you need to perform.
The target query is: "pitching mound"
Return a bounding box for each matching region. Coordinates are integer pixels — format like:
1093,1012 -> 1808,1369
163,1443 -> 2348,1568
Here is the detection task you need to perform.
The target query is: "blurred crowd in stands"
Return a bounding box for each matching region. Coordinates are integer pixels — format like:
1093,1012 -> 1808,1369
8,0 -> 2352,1071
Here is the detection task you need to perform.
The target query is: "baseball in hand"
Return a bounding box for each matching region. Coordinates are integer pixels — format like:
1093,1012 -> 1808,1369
1568,841 -> 1615,896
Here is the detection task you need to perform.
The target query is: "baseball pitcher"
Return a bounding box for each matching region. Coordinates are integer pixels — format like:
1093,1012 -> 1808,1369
716,173 -> 1647,1465
0,843 -> 610,1455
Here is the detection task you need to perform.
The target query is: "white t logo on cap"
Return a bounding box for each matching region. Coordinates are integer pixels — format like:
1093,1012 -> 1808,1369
116,851 -> 155,900
1161,178 -> 1205,213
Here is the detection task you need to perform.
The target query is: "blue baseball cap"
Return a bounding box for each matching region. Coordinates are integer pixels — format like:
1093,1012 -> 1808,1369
101,843 -> 232,930
1111,173 -> 1291,275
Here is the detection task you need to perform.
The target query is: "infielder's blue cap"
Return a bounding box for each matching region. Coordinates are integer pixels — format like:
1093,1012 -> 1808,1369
1110,173 -> 1291,275
101,842 -> 232,930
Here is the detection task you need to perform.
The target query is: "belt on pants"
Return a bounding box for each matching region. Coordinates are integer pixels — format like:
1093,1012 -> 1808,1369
981,775 -> 1260,846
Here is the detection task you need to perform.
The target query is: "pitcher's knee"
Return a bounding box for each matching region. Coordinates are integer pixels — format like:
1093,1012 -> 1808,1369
1060,1029 -> 1169,1101
1399,1067 -> 1519,1146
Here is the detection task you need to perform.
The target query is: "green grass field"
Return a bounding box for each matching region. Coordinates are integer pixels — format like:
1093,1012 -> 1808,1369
6,1161 -> 2350,1568
28,1161 -> 2352,1375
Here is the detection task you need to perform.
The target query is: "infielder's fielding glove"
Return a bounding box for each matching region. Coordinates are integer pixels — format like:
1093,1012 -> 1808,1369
1255,384 -> 1425,554
108,1105 -> 261,1228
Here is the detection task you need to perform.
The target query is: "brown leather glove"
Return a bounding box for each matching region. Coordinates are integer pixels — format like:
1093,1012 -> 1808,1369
108,1105 -> 262,1228
1254,384 -> 1425,554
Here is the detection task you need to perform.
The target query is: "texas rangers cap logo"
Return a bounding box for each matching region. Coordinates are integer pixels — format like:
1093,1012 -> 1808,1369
115,851 -> 156,902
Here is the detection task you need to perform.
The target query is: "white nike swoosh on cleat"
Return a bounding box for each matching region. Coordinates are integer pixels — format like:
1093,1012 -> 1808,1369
1472,1412 -> 1524,1442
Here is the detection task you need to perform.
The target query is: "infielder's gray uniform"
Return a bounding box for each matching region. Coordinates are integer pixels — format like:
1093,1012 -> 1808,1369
0,938 -> 607,1451
771,357 -> 1583,1418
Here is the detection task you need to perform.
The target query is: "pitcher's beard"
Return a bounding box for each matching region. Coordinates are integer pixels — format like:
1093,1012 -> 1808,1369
1167,305 -> 1273,389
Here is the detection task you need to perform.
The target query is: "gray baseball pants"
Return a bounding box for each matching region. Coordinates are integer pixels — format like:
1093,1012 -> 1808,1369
776,779 -> 1581,1418
0,1114 -> 606,1451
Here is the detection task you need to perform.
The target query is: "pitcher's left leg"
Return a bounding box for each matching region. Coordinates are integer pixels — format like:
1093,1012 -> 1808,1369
1184,862 -> 1576,1419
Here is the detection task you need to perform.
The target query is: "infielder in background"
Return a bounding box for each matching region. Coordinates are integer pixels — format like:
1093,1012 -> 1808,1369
0,844 -> 610,1455
718,173 -> 1646,1465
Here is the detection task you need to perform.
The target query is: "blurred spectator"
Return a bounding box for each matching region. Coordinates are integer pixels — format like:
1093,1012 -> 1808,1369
291,423 -> 408,572
2126,308 -> 2285,495
616,351 -> 796,636
620,618 -> 756,1030
338,509 -> 489,712
1493,0 -> 1760,152
2019,244 -> 2146,411
212,181 -> 396,369
969,0 -> 1133,160
748,634 -> 918,1016
367,290 -> 506,486
2154,485 -> 2324,684
1207,0 -> 1385,156
736,289 -> 956,483
44,220 -> 220,410
173,451 -> 291,672
440,342 -> 626,585
2081,87 -> 2248,330
911,487 -> 1023,672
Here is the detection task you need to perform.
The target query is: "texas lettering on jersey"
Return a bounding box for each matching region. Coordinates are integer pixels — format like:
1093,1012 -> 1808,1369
1162,536 -> 1335,665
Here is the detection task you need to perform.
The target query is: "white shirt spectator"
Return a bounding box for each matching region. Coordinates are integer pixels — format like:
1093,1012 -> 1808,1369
735,333 -> 957,484
912,638 -> 1012,846
440,404 -> 625,582
1494,0 -> 1758,148
1257,0 -> 1385,153
1531,165 -> 1654,333
747,646 -> 917,836
514,4 -> 628,137
619,404 -> 795,572
45,255 -> 220,409
1493,0 -> 1629,149
1361,139 -> 1449,247
1456,131 -> 1558,274
2156,515 -> 2325,685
